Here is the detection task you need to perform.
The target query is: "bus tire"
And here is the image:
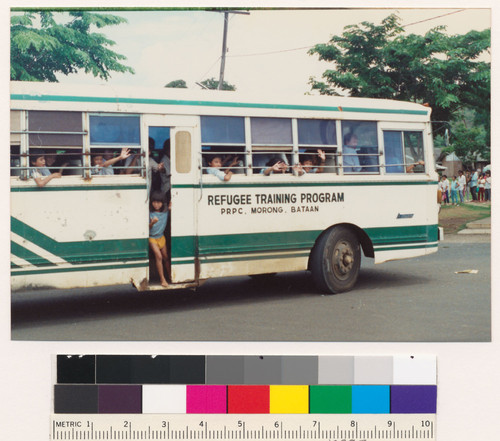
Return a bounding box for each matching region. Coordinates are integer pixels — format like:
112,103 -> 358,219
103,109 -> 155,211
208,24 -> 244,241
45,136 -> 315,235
311,226 -> 361,294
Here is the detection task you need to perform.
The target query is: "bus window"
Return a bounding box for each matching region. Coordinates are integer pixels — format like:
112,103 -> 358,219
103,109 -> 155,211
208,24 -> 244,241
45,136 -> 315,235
89,114 -> 140,145
27,110 -> 84,177
10,145 -> 21,177
201,116 -> 246,175
251,117 -> 293,174
298,119 -> 338,174
383,131 -> 425,173
341,121 -> 379,174
383,131 -> 405,173
89,114 -> 141,175
10,110 -> 22,177
404,132 -> 425,173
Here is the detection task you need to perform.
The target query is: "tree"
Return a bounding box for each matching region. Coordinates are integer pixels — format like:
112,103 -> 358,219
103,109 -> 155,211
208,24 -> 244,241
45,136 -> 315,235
11,10 -> 134,82
442,108 -> 489,166
308,14 -> 490,133
165,79 -> 188,88
200,77 -> 236,91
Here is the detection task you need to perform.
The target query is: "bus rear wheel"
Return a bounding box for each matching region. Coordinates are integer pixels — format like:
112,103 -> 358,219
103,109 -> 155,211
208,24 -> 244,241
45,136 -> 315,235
311,226 -> 361,294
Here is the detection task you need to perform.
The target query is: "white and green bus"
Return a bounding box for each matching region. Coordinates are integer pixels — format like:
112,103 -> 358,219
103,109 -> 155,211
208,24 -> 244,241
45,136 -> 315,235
10,81 -> 440,294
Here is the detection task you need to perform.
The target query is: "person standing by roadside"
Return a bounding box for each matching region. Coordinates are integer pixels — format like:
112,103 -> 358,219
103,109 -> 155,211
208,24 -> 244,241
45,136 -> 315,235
457,170 -> 466,203
470,168 -> 479,201
450,176 -> 460,205
484,171 -> 491,202
465,170 -> 472,201
439,175 -> 450,205
478,173 -> 486,202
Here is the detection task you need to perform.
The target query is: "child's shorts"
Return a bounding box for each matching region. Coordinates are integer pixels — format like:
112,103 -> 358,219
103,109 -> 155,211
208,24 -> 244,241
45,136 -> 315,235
149,235 -> 166,249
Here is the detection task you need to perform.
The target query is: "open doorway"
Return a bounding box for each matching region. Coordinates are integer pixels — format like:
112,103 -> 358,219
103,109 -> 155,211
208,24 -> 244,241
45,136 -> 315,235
147,126 -> 172,287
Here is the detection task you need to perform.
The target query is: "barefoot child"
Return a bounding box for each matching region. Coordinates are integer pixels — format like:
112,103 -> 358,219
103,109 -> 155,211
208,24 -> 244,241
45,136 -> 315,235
149,192 -> 171,287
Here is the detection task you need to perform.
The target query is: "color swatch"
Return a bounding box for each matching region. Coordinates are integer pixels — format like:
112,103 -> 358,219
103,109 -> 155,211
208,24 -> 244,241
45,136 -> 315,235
54,355 -> 437,415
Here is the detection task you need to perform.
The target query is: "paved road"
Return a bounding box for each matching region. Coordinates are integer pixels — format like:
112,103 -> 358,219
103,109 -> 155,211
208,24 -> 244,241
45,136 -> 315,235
11,236 -> 490,342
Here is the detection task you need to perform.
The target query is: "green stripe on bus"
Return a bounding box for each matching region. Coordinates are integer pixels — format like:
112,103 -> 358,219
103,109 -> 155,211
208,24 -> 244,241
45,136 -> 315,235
170,225 -> 439,259
366,225 -> 439,245
11,93 -> 428,115
11,242 -> 55,267
11,184 -> 147,192
174,181 -> 438,189
198,230 -> 320,256
171,242 -> 436,266
11,217 -> 148,263
200,252 -> 311,265
373,244 -> 438,252
11,261 -> 148,276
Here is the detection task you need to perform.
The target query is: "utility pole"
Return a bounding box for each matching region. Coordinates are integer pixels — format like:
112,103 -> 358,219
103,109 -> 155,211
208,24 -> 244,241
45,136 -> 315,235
211,9 -> 250,90
218,12 -> 229,90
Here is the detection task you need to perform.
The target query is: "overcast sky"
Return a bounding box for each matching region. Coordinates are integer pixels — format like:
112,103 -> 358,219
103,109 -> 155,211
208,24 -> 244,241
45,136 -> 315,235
13,7 -> 489,96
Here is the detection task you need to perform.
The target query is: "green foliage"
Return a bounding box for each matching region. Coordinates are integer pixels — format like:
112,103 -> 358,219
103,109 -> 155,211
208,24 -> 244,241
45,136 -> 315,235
200,77 -> 236,91
11,10 -> 134,82
165,79 -> 188,88
309,14 -> 490,130
450,120 -> 488,166
438,108 -> 489,165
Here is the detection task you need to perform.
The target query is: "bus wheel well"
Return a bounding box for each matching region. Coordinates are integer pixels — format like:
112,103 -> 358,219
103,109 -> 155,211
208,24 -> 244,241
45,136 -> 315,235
308,223 -> 374,271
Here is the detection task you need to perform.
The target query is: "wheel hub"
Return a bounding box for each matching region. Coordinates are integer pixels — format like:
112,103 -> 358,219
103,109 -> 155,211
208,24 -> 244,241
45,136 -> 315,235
333,241 -> 354,276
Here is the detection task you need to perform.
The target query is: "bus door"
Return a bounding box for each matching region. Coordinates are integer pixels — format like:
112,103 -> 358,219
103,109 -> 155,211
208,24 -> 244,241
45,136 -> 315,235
169,126 -> 198,283
144,115 -> 198,284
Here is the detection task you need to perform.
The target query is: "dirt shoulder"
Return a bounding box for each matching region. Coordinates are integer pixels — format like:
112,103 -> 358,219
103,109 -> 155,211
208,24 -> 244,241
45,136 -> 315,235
438,201 -> 491,235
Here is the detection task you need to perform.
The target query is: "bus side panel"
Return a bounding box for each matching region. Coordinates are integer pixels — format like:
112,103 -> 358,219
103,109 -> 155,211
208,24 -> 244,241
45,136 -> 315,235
11,180 -> 149,291
368,184 -> 440,264
192,179 -> 439,279
170,187 -> 198,283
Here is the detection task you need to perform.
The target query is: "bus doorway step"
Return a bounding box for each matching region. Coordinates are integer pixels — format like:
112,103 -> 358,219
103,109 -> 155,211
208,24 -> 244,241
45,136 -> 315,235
132,278 -> 202,292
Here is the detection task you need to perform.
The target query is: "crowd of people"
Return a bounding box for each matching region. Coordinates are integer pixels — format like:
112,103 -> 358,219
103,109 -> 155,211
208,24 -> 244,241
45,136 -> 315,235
439,168 -> 491,205
204,149 -> 328,181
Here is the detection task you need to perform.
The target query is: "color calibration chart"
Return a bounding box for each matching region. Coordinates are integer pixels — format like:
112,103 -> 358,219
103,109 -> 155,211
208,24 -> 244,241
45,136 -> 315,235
51,355 -> 437,440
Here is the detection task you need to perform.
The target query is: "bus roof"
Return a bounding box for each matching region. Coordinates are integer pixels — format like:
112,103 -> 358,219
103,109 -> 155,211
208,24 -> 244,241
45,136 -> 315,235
10,81 -> 431,120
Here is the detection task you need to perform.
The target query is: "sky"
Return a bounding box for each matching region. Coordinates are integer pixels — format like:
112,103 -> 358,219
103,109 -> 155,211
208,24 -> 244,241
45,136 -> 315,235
11,7 -> 490,96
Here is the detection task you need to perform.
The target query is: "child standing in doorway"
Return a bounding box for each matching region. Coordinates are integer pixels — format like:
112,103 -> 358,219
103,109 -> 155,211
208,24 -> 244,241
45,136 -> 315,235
149,192 -> 171,287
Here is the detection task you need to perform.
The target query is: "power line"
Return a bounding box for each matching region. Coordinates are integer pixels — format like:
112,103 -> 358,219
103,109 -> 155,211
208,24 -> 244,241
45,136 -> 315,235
195,8 -> 471,84
228,46 -> 313,58
402,9 -> 466,27
199,56 -> 222,81
220,9 -> 468,60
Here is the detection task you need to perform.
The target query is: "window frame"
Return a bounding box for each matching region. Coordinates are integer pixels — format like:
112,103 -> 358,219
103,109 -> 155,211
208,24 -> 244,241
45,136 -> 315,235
380,123 -> 427,175
87,113 -> 143,177
340,120 -> 380,175
200,116 -> 248,176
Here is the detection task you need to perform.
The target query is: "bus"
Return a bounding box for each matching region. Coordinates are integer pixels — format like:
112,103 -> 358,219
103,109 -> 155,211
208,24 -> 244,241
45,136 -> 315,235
10,81 -> 441,294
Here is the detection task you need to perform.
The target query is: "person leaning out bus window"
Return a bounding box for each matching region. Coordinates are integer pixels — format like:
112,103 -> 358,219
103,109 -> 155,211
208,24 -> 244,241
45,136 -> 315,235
342,133 -> 361,173
30,150 -> 62,187
295,149 -> 326,175
405,160 -> 425,173
92,147 -> 131,175
261,156 -> 289,176
207,154 -> 234,181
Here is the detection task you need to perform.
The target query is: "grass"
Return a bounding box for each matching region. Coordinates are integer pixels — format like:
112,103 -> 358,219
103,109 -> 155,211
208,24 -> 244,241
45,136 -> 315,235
438,201 -> 491,234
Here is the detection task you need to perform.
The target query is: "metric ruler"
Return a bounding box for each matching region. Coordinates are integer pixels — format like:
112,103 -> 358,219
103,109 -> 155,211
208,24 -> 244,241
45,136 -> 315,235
51,414 -> 436,440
